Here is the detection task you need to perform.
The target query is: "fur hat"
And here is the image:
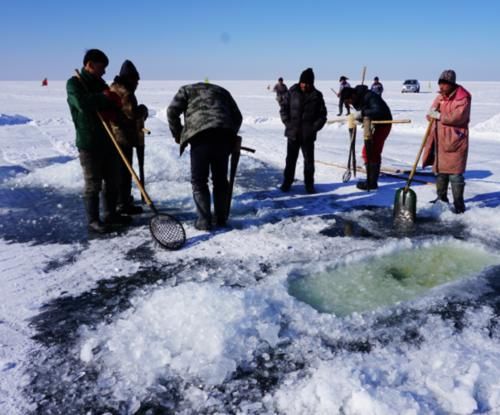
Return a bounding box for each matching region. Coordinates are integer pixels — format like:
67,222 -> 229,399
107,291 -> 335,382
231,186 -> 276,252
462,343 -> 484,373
299,68 -> 315,85
119,60 -> 140,81
438,69 -> 456,85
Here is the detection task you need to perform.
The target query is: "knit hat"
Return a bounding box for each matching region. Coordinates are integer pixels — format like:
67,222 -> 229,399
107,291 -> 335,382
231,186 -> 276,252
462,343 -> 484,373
299,68 -> 315,85
119,60 -> 140,81
438,69 -> 456,85
339,76 -> 348,82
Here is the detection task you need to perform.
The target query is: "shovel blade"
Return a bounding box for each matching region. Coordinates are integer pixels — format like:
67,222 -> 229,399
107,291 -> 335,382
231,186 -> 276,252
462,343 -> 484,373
342,170 -> 352,183
393,187 -> 417,223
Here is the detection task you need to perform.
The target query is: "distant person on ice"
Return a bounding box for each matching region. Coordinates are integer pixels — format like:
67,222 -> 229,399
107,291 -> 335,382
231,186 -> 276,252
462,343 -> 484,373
108,60 -> 149,215
167,82 -> 243,231
279,67 -> 327,194
370,76 -> 384,96
340,84 -> 392,190
273,77 -> 288,104
423,69 -> 471,214
41,78 -> 48,87
67,49 -> 132,234
336,76 -> 351,116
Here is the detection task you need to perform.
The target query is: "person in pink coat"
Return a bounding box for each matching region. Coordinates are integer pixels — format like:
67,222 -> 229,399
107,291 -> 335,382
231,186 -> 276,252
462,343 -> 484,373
422,70 -> 471,213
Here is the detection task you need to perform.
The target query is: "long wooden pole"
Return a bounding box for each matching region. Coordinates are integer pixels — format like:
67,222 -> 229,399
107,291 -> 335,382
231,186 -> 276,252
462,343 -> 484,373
327,118 -> 411,125
403,119 -> 434,193
315,160 -> 433,185
361,66 -> 367,85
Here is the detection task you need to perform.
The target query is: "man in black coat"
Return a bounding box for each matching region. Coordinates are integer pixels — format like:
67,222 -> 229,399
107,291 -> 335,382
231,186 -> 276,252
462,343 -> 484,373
340,85 -> 392,190
279,68 -> 327,194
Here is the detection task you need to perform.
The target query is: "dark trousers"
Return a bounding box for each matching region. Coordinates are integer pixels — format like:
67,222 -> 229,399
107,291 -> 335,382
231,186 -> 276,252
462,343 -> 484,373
190,130 -> 235,221
338,99 -> 350,115
361,124 -> 392,164
283,137 -> 315,186
79,147 -> 120,216
117,145 -> 133,207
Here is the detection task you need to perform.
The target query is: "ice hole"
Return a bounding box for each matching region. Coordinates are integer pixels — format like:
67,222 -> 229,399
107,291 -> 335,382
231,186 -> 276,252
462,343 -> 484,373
288,242 -> 499,316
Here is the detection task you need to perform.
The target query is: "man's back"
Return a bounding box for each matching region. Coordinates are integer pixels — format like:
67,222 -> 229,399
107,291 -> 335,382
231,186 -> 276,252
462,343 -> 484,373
167,83 -> 243,152
354,85 -> 391,121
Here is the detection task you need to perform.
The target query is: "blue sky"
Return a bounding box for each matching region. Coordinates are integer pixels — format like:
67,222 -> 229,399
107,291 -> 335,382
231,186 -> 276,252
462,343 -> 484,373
1,0 -> 499,81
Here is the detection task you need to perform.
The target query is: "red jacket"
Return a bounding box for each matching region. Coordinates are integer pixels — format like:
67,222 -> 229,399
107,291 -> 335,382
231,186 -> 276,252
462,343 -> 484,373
422,85 -> 471,174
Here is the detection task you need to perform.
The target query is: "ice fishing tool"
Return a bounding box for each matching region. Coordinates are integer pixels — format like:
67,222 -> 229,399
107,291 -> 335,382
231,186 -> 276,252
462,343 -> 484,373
361,66 -> 367,85
342,114 -> 357,182
74,70 -> 186,249
241,146 -> 255,153
316,160 -> 432,185
327,118 -> 411,125
362,116 -> 373,190
226,135 -> 242,220
138,122 -> 149,204
393,119 -> 434,223
136,144 -> 146,204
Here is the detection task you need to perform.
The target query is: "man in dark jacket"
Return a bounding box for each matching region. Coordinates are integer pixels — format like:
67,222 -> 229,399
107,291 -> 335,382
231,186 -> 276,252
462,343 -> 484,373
370,76 -> 384,96
337,76 -> 351,116
67,49 -> 131,233
109,60 -> 149,215
279,68 -> 327,194
273,77 -> 288,104
340,85 -> 392,190
167,83 -> 243,231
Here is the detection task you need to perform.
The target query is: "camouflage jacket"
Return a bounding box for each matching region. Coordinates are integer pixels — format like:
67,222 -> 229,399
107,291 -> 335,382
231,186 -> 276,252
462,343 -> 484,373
167,83 -> 243,154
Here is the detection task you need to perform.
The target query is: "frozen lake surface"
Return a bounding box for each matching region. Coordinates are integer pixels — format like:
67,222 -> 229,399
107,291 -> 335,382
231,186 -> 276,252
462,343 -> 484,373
1,80 -> 500,414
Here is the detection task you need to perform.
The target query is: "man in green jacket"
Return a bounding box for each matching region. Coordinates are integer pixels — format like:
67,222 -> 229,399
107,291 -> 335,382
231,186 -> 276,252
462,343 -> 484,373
67,49 -> 131,233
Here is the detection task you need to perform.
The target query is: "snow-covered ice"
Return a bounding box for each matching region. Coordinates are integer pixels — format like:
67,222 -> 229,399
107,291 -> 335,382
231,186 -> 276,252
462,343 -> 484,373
1,80 -> 500,414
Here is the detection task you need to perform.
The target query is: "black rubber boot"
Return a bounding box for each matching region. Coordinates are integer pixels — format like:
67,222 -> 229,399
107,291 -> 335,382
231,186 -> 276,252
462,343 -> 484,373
85,196 -> 109,234
103,191 -> 132,226
356,163 -> 380,191
435,174 -> 450,203
193,190 -> 212,231
104,213 -> 133,226
451,182 -> 465,214
280,182 -> 291,192
305,183 -> 316,194
117,203 -> 144,215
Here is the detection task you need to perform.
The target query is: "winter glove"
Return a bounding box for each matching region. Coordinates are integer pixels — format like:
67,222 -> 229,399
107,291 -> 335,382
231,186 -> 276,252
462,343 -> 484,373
137,104 -> 148,120
427,108 -> 441,120
173,127 -> 182,144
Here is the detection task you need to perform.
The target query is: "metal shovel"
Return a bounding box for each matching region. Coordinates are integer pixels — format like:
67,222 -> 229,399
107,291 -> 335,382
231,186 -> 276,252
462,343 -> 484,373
342,124 -> 357,183
393,119 -> 434,223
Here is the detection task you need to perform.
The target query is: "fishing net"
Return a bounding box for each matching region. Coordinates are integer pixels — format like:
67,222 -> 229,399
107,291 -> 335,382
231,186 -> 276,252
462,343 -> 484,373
149,214 -> 186,250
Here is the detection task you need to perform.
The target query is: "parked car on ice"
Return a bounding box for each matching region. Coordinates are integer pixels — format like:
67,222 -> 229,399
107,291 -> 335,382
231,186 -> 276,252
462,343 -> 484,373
401,79 -> 420,93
